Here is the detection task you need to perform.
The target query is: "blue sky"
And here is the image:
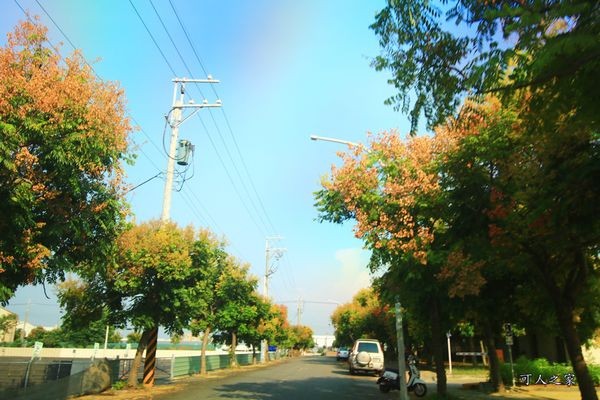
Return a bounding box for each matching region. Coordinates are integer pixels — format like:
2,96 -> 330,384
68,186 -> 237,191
2,0 -> 413,337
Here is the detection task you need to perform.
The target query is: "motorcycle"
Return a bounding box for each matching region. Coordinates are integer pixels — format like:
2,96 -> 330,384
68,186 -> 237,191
376,354 -> 427,397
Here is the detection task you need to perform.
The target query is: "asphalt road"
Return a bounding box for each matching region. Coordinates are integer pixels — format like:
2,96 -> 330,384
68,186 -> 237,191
155,355 -> 393,400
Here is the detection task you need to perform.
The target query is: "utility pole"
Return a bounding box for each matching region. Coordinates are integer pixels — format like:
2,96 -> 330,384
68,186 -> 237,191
395,301 -> 409,400
296,297 -> 303,326
161,77 -> 221,222
20,298 -> 31,344
143,77 -> 220,387
261,236 -> 286,363
263,236 -> 285,298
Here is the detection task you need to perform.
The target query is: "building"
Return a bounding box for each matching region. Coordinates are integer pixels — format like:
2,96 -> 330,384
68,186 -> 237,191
313,335 -> 335,349
0,307 -> 17,343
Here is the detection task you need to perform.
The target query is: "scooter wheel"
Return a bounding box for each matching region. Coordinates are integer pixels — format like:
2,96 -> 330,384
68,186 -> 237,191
413,383 -> 427,397
378,384 -> 391,393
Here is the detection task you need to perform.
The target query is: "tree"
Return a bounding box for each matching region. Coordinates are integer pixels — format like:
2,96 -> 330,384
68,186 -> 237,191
238,295 -> 272,363
433,96 -> 599,396
315,130 -> 455,396
108,220 -> 198,386
483,103 -> 600,398
0,19 -> 131,303
127,331 -> 142,344
56,278 -> 121,348
370,0 -> 600,133
26,326 -> 64,347
188,231 -> 231,374
213,260 -> 260,368
330,288 -> 395,350
0,313 -> 16,342
265,304 -> 294,350
290,325 -> 314,351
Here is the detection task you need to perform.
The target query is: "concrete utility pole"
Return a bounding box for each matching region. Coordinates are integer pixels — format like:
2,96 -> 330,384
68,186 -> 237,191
261,236 -> 286,363
143,77 -> 220,387
296,297 -> 303,326
161,77 -> 221,222
395,301 -> 409,400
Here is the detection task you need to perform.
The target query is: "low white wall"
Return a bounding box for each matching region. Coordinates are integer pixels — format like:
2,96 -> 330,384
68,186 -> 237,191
0,346 -> 244,360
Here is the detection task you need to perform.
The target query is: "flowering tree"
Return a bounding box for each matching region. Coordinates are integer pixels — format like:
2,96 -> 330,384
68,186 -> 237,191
315,128 -> 457,395
0,20 -> 131,303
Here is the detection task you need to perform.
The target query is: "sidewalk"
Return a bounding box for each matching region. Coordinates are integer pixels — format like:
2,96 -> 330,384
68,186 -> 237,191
419,370 -> 596,399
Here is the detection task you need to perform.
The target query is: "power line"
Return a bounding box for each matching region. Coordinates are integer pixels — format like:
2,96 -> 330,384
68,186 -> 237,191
128,1 -> 269,237
19,0 -> 167,174
196,114 -> 267,237
167,0 -> 218,98
147,0 -> 200,90
128,0 -> 177,76
166,0 -> 279,235
181,186 -> 248,261
149,0 -> 272,235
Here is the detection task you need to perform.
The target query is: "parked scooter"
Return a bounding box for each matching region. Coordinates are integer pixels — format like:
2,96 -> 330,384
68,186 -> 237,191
377,354 -> 427,397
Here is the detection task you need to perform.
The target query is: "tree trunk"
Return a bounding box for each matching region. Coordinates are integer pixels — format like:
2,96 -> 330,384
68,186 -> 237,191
430,298 -> 447,398
200,327 -> 210,375
555,301 -> 598,400
483,321 -> 505,392
230,332 -> 238,368
127,329 -> 149,387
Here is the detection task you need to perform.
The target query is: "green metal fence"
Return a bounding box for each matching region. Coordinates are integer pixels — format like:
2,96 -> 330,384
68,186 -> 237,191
170,352 -> 279,379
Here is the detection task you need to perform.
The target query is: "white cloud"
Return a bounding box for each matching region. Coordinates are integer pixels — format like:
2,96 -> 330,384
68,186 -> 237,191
328,247 -> 372,304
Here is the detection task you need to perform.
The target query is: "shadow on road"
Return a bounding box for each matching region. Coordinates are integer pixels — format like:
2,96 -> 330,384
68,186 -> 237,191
214,376 -> 377,400
212,356 -> 380,400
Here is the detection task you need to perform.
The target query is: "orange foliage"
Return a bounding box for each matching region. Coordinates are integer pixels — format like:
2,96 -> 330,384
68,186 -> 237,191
324,128 -> 458,264
436,250 -> 486,298
0,19 -> 132,286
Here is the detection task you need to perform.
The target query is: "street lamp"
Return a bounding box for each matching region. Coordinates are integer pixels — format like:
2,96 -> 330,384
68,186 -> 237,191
311,135 -> 402,396
310,134 -> 360,148
310,134 -> 385,166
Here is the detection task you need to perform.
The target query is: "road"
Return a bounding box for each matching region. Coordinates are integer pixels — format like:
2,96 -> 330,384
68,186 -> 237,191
155,355 -> 393,400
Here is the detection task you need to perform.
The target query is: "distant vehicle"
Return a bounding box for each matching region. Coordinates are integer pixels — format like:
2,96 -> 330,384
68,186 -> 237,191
336,347 -> 349,361
348,339 -> 384,375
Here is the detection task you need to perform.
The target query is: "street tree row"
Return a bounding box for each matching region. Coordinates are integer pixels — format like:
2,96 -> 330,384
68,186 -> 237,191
0,20 -> 312,386
57,220 -> 312,385
317,1 -> 599,399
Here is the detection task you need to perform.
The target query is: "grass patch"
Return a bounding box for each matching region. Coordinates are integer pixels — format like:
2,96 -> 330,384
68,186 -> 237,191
449,365 -> 489,377
500,356 -> 600,386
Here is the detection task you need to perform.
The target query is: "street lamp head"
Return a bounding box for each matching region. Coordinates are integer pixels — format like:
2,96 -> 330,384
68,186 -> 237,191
310,135 -> 317,141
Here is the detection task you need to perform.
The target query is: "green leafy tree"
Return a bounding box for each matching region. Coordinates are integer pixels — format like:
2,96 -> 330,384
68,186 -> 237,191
26,326 -> 64,347
127,331 -> 142,344
266,304 -> 294,349
56,278 -> 121,348
436,96 -> 599,395
370,0 -> 599,133
484,107 -> 600,397
238,295 -> 272,363
290,325 -> 314,350
330,288 -> 395,350
188,231 -> 230,374
107,220 -> 198,386
213,260 -> 261,368
0,19 -> 131,303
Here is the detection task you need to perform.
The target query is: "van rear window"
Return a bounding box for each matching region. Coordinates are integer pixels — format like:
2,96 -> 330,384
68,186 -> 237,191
357,342 -> 379,353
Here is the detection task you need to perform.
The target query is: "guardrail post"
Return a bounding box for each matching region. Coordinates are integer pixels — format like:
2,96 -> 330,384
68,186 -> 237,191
23,359 -> 32,389
170,354 -> 175,381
